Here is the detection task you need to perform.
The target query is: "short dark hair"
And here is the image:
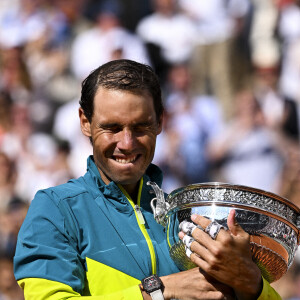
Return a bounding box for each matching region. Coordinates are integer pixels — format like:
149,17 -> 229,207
80,59 -> 164,122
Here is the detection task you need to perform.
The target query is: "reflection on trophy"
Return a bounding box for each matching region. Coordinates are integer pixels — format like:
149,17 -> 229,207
148,181 -> 300,283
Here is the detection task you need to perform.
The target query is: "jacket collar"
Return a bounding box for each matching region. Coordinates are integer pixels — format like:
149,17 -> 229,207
86,155 -> 164,206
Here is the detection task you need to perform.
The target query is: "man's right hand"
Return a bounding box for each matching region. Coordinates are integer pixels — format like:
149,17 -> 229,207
160,268 -> 235,300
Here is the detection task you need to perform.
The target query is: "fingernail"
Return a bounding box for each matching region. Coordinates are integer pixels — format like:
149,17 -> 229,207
191,214 -> 196,221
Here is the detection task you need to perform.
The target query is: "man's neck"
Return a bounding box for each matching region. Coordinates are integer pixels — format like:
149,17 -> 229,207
120,183 -> 139,204
97,167 -> 141,203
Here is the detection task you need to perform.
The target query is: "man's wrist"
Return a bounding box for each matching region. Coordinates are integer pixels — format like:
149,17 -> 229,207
234,276 -> 263,300
141,275 -> 165,300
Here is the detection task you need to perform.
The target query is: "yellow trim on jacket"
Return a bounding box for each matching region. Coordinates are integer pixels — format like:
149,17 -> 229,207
118,178 -> 157,275
18,277 -> 143,299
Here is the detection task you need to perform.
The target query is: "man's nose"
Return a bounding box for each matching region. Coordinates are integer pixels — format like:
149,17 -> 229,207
117,129 -> 136,150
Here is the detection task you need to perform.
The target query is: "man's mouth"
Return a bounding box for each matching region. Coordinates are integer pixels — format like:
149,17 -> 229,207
113,155 -> 139,164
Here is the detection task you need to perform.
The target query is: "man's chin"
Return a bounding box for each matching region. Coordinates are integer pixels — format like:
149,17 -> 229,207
115,177 -> 141,186
113,173 -> 144,186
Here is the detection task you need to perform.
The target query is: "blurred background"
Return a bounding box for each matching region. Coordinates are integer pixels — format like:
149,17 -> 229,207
0,0 -> 300,298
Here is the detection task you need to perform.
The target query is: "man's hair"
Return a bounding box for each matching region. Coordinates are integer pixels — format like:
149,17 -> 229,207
80,59 -> 164,122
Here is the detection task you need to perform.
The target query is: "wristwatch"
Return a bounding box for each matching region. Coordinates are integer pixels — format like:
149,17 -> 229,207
141,274 -> 164,300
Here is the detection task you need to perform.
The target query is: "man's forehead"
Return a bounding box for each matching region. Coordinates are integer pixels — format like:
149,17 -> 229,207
95,86 -> 152,98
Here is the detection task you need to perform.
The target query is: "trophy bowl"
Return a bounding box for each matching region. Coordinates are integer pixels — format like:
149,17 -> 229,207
148,181 -> 300,283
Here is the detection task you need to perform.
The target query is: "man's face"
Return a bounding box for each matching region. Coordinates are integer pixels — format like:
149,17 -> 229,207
80,87 -> 162,193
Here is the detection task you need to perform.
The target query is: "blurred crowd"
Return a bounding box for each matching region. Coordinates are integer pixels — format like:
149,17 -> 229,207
0,0 -> 300,298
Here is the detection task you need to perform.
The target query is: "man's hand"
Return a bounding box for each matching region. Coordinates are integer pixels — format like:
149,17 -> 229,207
160,267 -> 235,300
179,210 -> 263,300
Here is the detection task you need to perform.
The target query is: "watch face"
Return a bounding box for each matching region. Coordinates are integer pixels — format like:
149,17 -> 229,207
142,275 -> 162,293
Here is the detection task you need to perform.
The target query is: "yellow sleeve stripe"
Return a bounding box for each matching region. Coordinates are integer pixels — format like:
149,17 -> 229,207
18,278 -> 80,299
18,276 -> 143,299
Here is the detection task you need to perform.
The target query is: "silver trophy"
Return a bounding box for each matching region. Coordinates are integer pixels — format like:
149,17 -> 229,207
148,181 -> 300,282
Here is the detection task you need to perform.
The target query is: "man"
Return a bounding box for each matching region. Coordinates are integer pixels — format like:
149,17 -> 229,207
14,59 -> 281,299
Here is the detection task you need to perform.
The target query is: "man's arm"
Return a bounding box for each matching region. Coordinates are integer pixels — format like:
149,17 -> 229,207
14,190 -> 146,300
139,269 -> 235,300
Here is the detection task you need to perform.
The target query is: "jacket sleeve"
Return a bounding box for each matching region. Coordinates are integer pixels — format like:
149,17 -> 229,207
257,277 -> 282,300
14,190 -> 143,299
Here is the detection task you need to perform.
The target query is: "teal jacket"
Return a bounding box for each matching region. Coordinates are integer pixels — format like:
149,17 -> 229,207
14,156 -> 281,299
14,156 -> 179,299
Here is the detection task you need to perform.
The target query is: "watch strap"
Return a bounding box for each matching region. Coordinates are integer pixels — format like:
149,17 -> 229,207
150,289 -> 164,300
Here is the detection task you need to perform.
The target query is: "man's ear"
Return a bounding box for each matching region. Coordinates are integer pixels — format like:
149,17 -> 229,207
157,114 -> 163,135
79,108 -> 91,138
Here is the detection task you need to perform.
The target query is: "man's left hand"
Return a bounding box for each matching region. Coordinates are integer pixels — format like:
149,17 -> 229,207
179,210 -> 263,300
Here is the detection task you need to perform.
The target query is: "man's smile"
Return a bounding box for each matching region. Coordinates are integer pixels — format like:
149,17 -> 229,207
113,154 -> 140,164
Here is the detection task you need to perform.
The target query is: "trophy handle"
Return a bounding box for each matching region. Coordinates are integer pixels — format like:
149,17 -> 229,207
147,181 -> 169,227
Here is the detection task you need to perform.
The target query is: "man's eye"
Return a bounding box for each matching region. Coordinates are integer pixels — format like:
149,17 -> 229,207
134,126 -> 145,132
109,126 -> 122,133
100,125 -> 122,133
134,125 -> 152,133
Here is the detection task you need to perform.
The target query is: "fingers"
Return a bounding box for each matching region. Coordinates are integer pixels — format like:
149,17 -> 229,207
179,214 -> 235,265
179,213 -> 258,295
191,214 -> 211,228
189,211 -> 248,239
179,217 -> 225,267
190,214 -> 227,242
227,209 -> 246,237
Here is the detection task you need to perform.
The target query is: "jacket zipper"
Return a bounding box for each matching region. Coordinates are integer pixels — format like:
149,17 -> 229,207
134,205 -> 145,224
118,179 -> 157,275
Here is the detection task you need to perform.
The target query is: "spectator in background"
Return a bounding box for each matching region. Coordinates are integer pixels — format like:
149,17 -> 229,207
0,153 -> 17,213
0,199 -> 28,259
1,103 -> 33,202
178,0 -> 250,120
136,0 -> 197,82
154,63 -> 223,192
83,0 -> 152,32
207,89 -> 285,193
279,141 -> 300,208
249,0 -> 279,66
277,0 -> 300,104
0,93 -> 13,146
1,107 -> 73,201
252,40 -> 300,142
52,98 -> 93,178
0,255 -> 24,300
51,0 -> 91,39
0,152 -> 28,261
70,0 -> 150,81
0,0 -> 46,49
0,46 -> 32,104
